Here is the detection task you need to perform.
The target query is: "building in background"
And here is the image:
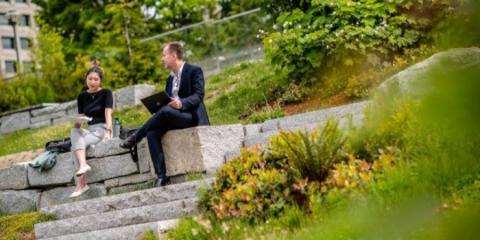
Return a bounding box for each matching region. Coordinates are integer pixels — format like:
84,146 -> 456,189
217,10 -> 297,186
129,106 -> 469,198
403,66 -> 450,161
0,0 -> 38,80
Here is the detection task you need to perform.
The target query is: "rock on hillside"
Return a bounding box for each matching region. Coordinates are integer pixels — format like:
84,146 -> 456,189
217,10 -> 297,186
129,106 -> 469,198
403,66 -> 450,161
379,48 -> 480,96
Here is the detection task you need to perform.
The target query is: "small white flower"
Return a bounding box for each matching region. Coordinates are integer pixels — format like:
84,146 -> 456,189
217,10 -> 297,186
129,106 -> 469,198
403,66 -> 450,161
192,228 -> 198,236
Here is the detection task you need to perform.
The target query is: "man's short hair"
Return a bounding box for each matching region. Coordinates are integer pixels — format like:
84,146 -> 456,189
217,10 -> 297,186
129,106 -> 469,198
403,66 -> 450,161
164,42 -> 184,60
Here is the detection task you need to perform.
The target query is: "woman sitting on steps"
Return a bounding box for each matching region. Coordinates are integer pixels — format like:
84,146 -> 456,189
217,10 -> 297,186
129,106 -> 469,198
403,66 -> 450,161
69,60 -> 113,198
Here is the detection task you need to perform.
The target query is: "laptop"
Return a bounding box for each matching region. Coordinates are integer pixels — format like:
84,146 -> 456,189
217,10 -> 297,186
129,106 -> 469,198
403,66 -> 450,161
141,91 -> 170,114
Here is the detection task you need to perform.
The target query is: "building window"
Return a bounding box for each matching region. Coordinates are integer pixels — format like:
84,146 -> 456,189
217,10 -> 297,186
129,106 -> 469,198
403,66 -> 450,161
2,37 -> 15,49
20,37 -> 30,49
16,0 -> 28,3
23,61 -> 33,72
19,15 -> 30,26
5,61 -> 17,73
0,13 -> 8,25
1,0 -> 11,3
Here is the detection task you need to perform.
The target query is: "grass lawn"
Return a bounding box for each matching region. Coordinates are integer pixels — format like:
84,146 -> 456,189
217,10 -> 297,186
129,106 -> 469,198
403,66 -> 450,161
205,60 -> 285,124
0,123 -> 71,157
0,212 -> 55,240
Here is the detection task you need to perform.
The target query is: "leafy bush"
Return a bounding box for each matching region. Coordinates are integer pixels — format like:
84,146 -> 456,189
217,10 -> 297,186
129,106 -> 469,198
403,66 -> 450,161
278,81 -> 310,104
347,99 -> 419,161
199,146 -> 310,222
269,120 -> 346,182
323,149 -> 397,197
344,45 -> 435,99
263,0 -> 454,84
0,76 -> 55,112
0,23 -> 77,112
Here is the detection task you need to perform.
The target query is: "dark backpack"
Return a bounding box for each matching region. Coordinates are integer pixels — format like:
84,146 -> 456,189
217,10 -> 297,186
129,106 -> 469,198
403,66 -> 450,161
119,126 -> 140,140
45,138 -> 71,153
120,126 -> 141,162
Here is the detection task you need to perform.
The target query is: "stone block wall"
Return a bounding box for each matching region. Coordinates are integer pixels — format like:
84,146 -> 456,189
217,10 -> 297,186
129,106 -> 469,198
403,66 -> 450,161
0,101 -> 368,215
0,84 -> 155,135
0,138 -> 157,214
0,123 -> 250,215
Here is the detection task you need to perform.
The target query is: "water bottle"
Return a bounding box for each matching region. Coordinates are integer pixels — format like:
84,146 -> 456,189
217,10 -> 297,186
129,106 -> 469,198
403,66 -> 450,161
113,117 -> 120,138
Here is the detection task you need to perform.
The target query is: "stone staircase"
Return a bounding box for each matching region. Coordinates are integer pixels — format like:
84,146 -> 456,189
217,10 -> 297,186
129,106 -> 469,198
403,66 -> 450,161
35,178 -> 213,240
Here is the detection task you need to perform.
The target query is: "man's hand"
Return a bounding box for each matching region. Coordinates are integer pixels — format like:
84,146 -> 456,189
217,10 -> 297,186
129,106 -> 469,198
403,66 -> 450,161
168,97 -> 182,109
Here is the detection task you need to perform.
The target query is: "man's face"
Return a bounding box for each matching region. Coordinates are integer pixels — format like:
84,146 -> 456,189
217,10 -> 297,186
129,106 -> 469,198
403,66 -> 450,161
162,47 -> 176,70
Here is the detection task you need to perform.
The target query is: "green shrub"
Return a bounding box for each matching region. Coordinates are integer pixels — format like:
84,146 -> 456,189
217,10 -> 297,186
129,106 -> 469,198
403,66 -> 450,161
199,146 -> 310,222
269,119 -> 346,182
323,149 -> 398,198
347,99 -> 419,161
278,81 -> 310,104
263,0 -> 454,85
344,45 -> 436,99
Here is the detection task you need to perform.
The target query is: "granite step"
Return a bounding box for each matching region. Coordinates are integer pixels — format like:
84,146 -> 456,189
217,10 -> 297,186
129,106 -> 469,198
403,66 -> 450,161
35,198 -> 197,239
242,102 -> 368,149
260,101 -> 368,132
41,219 -> 178,240
40,178 -> 213,220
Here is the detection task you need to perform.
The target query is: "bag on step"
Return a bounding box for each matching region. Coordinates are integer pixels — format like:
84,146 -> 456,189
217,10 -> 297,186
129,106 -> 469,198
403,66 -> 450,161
29,151 -> 58,172
120,126 -> 141,162
45,138 -> 71,153
119,126 -> 140,140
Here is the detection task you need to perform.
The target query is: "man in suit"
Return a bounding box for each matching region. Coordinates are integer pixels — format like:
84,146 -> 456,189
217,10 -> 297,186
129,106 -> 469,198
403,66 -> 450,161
120,42 -> 210,186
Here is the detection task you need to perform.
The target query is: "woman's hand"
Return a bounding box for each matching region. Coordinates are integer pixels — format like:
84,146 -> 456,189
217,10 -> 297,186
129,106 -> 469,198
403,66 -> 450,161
103,129 -> 112,142
104,108 -> 113,142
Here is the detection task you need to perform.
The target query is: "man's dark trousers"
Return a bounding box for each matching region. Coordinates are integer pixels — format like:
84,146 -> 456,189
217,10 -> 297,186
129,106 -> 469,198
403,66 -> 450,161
134,105 -> 195,178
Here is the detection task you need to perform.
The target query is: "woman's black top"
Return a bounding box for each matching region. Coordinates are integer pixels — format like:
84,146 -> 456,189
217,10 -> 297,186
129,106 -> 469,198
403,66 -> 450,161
77,89 -> 113,125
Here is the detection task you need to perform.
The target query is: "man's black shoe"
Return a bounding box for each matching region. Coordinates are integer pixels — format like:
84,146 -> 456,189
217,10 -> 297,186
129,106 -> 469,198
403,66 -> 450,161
119,134 -> 137,149
155,177 -> 171,187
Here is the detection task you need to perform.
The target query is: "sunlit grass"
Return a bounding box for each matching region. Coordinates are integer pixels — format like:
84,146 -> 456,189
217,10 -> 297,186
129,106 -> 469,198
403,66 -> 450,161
0,212 -> 56,240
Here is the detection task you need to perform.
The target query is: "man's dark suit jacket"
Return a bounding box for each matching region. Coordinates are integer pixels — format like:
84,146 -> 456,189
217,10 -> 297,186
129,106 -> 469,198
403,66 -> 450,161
165,63 -> 210,126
